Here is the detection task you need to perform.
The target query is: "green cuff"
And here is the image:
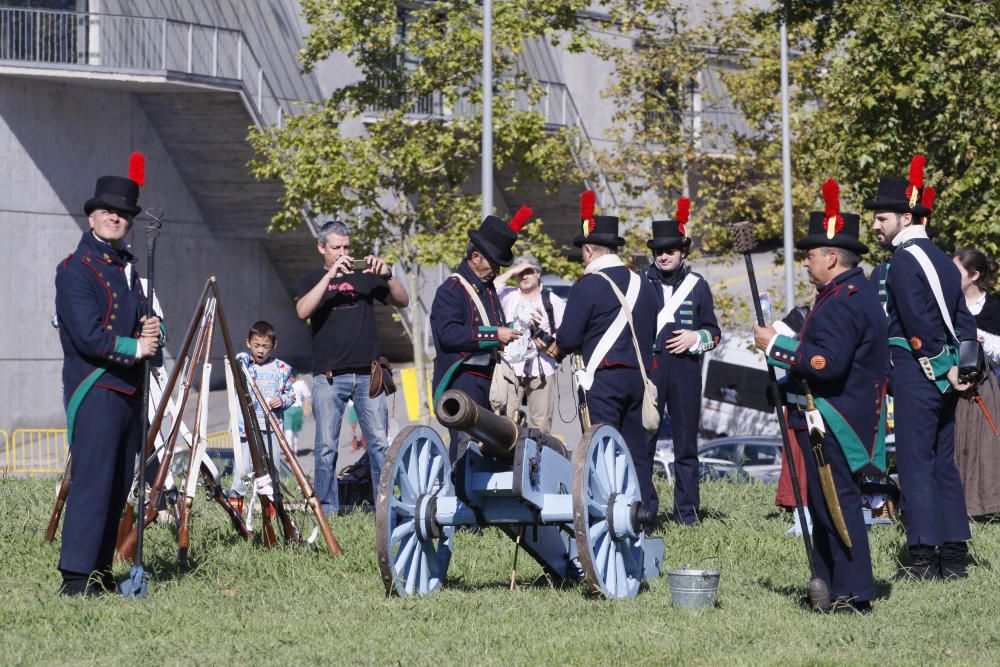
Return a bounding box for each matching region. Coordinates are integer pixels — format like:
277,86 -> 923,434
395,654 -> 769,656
159,322 -> 167,344
114,336 -> 138,360
476,325 -> 499,349
927,345 -> 957,378
478,339 -> 500,350
767,334 -> 798,370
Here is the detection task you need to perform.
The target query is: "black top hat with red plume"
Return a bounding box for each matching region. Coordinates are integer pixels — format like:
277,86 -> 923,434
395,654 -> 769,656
863,154 -> 931,219
796,179 -> 868,255
468,205 -> 533,267
84,151 -> 145,216
648,198 -> 693,251
573,190 -> 624,248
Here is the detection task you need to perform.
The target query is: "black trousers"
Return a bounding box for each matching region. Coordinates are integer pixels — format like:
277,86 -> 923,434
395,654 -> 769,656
795,427 -> 874,602
59,387 -> 141,575
651,353 -> 702,523
587,367 -> 658,517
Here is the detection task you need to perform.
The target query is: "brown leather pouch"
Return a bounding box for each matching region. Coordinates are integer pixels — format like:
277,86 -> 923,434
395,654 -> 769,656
369,356 -> 397,398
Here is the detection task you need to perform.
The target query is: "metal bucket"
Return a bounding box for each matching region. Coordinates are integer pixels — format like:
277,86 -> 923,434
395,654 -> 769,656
667,567 -> 720,610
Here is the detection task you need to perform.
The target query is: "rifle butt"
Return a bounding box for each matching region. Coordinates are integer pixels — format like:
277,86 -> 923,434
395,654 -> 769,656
45,486 -> 70,544
177,497 -> 192,561
115,503 -> 135,553
308,496 -> 343,557
259,497 -> 278,547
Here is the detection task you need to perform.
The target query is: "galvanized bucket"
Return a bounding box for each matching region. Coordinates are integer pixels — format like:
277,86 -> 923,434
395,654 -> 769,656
667,567 -> 720,610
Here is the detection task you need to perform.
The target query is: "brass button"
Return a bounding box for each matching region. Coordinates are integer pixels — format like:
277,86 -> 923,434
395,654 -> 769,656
106,325 -> 113,331
110,314 -> 116,320
113,304 -> 119,309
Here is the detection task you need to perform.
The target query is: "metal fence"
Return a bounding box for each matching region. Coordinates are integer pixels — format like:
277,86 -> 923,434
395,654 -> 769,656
0,6 -> 285,127
9,429 -> 67,476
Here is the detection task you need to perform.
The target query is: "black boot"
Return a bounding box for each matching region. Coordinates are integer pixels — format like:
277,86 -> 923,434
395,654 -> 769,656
58,570 -> 89,597
897,544 -> 940,581
940,541 -> 969,579
88,566 -> 117,595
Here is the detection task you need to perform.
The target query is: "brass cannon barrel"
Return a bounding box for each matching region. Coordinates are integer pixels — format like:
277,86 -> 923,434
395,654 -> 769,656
436,389 -> 567,461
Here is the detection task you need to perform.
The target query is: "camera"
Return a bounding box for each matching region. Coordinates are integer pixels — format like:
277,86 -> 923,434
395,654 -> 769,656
352,258 -> 368,272
534,331 -> 556,348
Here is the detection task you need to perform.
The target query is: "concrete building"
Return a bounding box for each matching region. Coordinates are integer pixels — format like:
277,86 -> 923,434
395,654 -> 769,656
1,0 -> 744,432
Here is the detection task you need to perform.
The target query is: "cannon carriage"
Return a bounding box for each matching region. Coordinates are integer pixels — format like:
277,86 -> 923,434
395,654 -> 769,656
374,389 -> 665,599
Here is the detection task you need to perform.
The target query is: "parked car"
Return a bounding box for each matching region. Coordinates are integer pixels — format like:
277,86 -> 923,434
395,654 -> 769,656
698,435 -> 784,483
654,439 -> 751,484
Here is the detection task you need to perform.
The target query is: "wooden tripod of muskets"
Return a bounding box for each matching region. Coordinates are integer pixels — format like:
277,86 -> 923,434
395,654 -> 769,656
113,277 -> 343,564
731,220 -> 831,611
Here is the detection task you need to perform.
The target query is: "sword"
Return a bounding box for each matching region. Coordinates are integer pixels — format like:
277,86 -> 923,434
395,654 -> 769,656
800,380 -> 852,549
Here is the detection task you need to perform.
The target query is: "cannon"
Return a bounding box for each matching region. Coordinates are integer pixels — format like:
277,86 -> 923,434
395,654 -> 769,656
374,389 -> 665,599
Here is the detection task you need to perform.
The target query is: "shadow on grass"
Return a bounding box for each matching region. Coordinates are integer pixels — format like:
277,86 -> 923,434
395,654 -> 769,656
758,575 -> 894,603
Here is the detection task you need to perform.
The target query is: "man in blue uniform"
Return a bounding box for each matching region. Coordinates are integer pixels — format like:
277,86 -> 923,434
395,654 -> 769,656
641,198 -> 720,524
550,200 -> 659,518
431,214 -> 523,462
865,162 -> 975,580
754,183 -> 887,612
55,174 -> 161,595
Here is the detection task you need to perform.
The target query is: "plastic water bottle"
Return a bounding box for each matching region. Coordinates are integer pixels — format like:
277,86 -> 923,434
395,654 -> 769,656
759,291 -> 772,324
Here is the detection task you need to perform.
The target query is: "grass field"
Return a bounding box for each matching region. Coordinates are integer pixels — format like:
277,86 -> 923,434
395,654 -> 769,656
1,476 -> 998,666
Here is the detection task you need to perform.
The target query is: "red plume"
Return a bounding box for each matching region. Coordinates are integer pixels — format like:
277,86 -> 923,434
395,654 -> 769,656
128,151 -> 145,188
921,186 -> 936,210
675,198 -> 690,236
508,205 -> 533,233
908,154 -> 925,189
906,154 -> 924,205
821,179 -> 840,219
580,190 -> 595,222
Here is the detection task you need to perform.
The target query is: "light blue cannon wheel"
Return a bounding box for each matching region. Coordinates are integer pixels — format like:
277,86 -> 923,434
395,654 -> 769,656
375,425 -> 454,596
573,424 -> 645,599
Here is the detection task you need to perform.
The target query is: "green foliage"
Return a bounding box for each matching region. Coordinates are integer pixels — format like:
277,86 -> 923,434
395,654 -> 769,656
5,477 -> 1000,663
601,0 -> 1000,262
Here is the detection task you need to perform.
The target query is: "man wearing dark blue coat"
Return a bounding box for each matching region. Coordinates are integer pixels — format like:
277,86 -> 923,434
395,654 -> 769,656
754,190 -> 887,612
55,174 -> 161,595
641,199 -> 720,524
866,165 -> 975,580
551,210 -> 659,518
754,196 -> 888,612
431,215 -> 522,462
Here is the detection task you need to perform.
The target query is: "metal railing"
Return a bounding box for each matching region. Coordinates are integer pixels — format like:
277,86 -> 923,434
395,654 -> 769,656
0,6 -> 286,127
9,429 -> 67,476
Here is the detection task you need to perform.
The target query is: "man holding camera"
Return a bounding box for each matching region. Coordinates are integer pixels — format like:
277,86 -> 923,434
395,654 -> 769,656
296,220 -> 409,515
866,158 -> 975,580
494,255 -> 566,431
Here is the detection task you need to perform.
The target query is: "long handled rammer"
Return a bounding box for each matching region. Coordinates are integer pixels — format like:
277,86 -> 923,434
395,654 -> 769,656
732,220 -> 830,610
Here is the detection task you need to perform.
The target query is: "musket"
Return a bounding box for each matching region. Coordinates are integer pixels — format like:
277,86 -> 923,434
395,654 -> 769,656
177,346 -> 212,563
117,298 -> 216,562
212,279 -> 295,546
800,380 -> 852,548
732,220 -> 830,611
44,453 -> 72,543
247,378 -> 343,557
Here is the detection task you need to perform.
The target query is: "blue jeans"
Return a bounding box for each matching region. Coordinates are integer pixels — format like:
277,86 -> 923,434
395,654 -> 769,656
312,372 -> 388,514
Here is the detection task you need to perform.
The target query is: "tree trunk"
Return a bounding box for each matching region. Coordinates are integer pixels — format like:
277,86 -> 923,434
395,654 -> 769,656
403,264 -> 432,425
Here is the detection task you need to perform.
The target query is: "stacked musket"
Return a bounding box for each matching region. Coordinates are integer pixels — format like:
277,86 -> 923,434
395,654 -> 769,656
46,277 -> 343,571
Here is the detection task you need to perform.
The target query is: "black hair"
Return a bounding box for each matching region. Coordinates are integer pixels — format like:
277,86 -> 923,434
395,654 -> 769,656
954,247 -> 998,290
248,320 -> 277,343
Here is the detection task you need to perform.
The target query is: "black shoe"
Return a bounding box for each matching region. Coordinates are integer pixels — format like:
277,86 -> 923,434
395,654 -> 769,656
829,597 -> 872,615
940,541 -> 969,579
59,570 -> 95,597
896,544 -> 940,581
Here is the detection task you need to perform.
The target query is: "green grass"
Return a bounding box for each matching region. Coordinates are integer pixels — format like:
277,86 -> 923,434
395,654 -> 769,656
2,477 -> 998,666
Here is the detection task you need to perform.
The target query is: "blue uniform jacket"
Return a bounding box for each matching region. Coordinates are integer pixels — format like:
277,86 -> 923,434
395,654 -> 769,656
55,233 -> 148,440
767,267 -> 889,474
430,261 -> 506,397
640,264 -> 720,357
556,265 -> 656,370
885,237 -> 977,389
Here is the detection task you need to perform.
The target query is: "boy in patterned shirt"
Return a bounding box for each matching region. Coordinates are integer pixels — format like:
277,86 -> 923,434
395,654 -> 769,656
229,320 -> 296,513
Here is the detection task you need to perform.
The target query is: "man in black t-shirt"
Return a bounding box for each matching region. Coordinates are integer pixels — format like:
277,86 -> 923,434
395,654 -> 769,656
297,220 -> 409,514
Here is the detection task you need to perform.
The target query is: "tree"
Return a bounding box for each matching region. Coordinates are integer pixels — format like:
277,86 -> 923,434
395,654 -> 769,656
249,0 -> 593,422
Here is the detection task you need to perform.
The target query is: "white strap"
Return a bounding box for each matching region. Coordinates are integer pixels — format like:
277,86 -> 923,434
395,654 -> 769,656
450,273 -> 495,326
903,245 -> 958,343
184,361 -> 212,500
656,273 -> 700,337
224,358 -> 248,486
575,271 -> 641,391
